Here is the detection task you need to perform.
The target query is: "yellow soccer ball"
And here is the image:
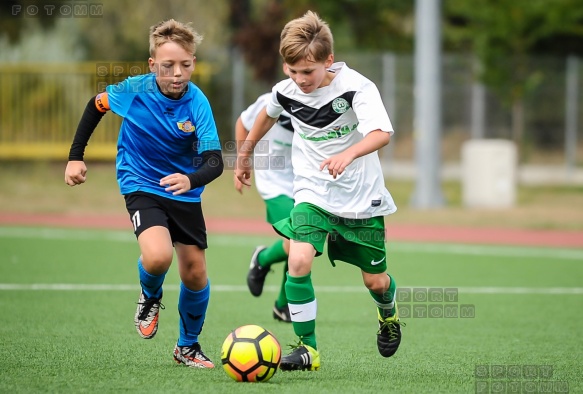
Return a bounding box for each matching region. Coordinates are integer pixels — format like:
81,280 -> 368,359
221,324 -> 281,382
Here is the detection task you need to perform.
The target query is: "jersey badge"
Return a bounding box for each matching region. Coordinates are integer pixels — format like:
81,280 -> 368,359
332,97 -> 349,114
177,120 -> 195,133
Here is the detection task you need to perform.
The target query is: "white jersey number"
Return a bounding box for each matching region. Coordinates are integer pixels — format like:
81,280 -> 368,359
132,210 -> 141,231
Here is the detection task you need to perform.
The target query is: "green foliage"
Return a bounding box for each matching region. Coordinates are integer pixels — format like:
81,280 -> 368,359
0,19 -> 85,62
445,0 -> 583,99
2,1 -> 583,153
443,0 -> 583,145
280,0 -> 415,52
0,1 -> 230,62
230,0 -> 415,83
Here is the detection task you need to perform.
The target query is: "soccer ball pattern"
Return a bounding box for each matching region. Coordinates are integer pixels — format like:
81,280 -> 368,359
221,324 -> 281,382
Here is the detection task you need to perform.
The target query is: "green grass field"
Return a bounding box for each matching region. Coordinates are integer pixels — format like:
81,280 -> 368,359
1,226 -> 582,393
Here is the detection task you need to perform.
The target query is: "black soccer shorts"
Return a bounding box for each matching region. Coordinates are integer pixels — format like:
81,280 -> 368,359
124,191 -> 207,249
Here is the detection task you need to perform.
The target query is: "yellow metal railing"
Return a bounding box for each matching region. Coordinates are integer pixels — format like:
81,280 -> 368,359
0,62 -> 215,160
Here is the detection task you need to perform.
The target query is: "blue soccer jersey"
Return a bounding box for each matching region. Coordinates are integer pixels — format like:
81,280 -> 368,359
105,73 -> 221,202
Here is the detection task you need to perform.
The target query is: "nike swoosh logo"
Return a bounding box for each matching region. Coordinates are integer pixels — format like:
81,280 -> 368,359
138,314 -> 159,338
370,256 -> 386,266
291,311 -> 302,315
290,107 -> 303,113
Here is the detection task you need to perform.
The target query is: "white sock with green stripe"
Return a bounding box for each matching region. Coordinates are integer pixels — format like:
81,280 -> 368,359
370,273 -> 397,319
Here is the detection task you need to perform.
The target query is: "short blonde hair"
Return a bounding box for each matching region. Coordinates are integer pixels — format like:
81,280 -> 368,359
149,19 -> 203,57
279,11 -> 333,65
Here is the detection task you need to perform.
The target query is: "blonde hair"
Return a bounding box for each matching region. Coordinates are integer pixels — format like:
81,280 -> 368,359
149,19 -> 203,57
279,11 -> 333,65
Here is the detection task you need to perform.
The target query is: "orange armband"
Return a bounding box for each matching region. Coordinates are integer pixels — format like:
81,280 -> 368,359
95,92 -> 110,113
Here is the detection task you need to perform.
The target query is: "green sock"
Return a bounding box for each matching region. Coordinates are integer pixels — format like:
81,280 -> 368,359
257,239 -> 288,268
285,272 -> 317,350
369,273 -> 397,319
275,262 -> 288,309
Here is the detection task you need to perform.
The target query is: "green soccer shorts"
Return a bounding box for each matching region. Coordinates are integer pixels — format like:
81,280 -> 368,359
273,202 -> 388,274
264,195 -> 295,225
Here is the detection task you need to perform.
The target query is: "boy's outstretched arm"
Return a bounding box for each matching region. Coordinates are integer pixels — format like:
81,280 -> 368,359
64,94 -> 108,186
235,108 -> 278,186
320,130 -> 391,179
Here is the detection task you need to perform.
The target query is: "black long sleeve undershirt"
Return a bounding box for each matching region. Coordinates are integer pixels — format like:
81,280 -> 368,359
68,96 -> 106,161
187,150 -> 224,189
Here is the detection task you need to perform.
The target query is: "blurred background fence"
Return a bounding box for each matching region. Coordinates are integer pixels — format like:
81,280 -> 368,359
1,51 -> 581,182
0,61 -> 216,160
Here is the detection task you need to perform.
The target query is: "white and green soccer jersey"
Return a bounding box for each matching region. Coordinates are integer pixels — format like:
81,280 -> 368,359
265,62 -> 397,219
241,93 -> 294,200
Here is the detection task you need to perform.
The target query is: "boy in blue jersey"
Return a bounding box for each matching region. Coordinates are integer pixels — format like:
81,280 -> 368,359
65,19 -> 223,368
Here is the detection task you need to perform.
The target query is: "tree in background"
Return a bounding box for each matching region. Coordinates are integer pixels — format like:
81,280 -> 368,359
0,0 -> 69,44
445,0 -> 583,152
229,0 -> 415,84
229,0 -> 583,156
0,0 -> 229,61
280,0 -> 415,52
3,0 -> 583,151
230,0 -> 286,84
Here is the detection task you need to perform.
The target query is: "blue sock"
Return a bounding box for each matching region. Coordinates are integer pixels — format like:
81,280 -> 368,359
177,281 -> 210,346
138,258 -> 166,299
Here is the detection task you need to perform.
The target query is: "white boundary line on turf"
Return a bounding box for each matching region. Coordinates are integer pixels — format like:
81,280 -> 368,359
0,283 -> 582,294
1,226 -> 582,260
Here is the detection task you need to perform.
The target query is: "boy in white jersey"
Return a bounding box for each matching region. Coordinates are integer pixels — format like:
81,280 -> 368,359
235,11 -> 404,371
234,93 -> 294,323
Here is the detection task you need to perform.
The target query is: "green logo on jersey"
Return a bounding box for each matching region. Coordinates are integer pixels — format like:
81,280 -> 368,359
297,123 -> 358,141
332,98 -> 350,113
